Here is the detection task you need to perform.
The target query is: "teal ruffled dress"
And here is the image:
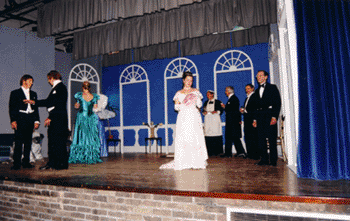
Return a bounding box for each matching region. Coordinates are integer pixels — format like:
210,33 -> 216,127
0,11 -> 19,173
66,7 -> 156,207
69,92 -> 102,164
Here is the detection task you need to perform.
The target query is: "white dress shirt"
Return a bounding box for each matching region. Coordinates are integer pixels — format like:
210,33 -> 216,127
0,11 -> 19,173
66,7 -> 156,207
205,99 -> 221,115
244,91 -> 255,113
259,84 -> 265,98
48,80 -> 62,112
20,86 -> 34,114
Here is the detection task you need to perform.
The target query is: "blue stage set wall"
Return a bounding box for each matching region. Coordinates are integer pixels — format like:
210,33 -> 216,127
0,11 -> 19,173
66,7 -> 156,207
102,43 -> 269,150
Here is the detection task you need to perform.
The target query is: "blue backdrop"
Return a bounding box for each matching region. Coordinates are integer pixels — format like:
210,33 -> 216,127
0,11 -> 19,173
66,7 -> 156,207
102,43 -> 269,147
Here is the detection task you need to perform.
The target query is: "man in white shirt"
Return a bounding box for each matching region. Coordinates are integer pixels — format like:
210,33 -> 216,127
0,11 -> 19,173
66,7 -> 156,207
221,86 -> 246,158
202,90 -> 224,156
37,71 -> 69,170
240,84 -> 259,160
253,70 -> 281,166
9,75 -> 40,170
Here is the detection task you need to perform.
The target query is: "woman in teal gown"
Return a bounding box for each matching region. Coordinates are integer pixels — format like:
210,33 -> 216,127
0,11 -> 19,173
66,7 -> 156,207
69,81 -> 102,164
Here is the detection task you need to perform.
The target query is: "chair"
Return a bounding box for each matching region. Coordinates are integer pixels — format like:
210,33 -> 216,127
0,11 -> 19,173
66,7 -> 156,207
145,137 -> 162,154
266,115 -> 287,162
107,138 -> 121,154
277,115 -> 287,163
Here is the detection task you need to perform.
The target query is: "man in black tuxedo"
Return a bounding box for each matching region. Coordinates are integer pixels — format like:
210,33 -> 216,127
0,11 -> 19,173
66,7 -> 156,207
221,86 -> 246,158
37,70 -> 69,170
9,75 -> 40,170
240,84 -> 259,160
253,70 -> 281,166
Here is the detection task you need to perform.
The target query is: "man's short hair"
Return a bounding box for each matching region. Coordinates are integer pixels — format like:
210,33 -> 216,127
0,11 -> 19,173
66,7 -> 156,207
257,70 -> 269,77
246,84 -> 255,89
47,70 -> 62,80
207,90 -> 214,95
226,86 -> 234,94
20,74 -> 33,86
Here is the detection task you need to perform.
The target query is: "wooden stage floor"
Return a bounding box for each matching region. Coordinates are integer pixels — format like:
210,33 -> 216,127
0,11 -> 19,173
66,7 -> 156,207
1,153 -> 350,204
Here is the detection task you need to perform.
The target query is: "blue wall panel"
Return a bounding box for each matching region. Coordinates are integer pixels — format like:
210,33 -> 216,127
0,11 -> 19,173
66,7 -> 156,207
102,43 -> 268,148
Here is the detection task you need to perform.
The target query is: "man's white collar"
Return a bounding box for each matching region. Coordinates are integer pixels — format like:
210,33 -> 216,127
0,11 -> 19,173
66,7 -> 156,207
52,80 -> 61,88
21,86 -> 29,91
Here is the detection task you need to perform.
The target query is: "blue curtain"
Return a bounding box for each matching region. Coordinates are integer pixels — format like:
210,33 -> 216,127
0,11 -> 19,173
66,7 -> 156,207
295,0 -> 350,180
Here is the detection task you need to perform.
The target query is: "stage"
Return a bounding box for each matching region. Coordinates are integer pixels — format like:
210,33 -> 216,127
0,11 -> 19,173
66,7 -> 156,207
1,153 -> 350,220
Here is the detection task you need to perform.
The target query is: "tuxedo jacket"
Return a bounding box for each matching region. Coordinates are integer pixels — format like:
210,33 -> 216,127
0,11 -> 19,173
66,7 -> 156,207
224,94 -> 242,138
37,82 -> 68,134
9,88 -> 40,123
203,99 -> 224,115
254,83 -> 281,121
243,92 -> 258,125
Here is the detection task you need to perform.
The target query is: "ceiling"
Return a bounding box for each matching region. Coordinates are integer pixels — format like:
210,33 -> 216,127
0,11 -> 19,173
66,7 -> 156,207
0,0 -> 74,52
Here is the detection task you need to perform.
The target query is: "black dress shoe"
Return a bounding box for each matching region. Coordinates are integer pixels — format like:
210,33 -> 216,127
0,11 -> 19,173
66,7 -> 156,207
256,160 -> 269,166
22,163 -> 34,169
11,165 -> 21,170
270,162 -> 277,166
220,154 -> 232,158
236,153 -> 247,158
39,165 -> 52,170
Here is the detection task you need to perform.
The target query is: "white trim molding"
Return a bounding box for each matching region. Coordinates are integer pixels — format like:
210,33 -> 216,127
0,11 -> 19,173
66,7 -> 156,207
68,63 -> 100,130
119,64 -> 150,154
164,57 -> 199,154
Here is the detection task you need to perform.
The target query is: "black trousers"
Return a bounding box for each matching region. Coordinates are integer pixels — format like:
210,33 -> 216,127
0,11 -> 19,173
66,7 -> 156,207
256,111 -> 278,164
205,136 -> 223,156
244,122 -> 259,159
47,114 -> 68,169
13,113 -> 35,166
224,136 -> 245,156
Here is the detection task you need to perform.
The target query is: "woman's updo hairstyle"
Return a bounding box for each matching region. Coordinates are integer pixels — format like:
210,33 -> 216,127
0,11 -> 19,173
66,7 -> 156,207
82,81 -> 91,92
182,71 -> 193,88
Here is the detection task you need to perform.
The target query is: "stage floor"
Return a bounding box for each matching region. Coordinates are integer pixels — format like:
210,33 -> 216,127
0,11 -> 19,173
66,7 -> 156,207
1,153 -> 350,204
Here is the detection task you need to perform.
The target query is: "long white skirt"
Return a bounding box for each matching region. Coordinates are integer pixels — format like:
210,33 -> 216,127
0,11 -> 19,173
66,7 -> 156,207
160,106 -> 208,170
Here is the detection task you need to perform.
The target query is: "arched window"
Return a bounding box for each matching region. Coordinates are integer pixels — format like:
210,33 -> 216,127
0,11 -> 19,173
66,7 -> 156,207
163,57 -> 199,154
68,63 -> 100,130
119,64 -> 150,153
214,50 -> 254,97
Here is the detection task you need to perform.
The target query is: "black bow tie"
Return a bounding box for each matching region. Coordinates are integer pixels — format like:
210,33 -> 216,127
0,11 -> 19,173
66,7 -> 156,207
209,101 -> 214,104
260,84 -> 265,88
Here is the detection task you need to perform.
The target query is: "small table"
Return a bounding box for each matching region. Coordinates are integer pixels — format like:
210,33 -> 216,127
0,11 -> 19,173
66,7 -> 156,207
145,137 -> 162,154
107,138 -> 121,154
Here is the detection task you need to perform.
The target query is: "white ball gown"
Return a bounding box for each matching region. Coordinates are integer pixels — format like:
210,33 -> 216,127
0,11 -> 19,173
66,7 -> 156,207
160,90 -> 208,170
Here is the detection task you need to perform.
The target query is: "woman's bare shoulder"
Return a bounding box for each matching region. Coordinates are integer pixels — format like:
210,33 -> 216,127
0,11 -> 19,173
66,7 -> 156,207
191,88 -> 199,93
177,89 -> 184,94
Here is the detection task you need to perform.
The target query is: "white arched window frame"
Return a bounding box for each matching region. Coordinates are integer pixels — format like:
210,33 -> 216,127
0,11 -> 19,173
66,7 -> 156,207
68,63 -> 100,130
214,50 -> 254,153
119,64 -> 150,154
214,50 -> 255,97
164,57 -> 199,154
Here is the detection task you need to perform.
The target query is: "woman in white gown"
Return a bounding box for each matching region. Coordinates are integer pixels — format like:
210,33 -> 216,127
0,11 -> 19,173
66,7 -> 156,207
160,72 -> 208,170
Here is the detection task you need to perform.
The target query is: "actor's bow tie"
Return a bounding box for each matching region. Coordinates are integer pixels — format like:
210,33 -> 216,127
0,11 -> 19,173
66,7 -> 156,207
209,101 -> 214,104
260,84 -> 265,88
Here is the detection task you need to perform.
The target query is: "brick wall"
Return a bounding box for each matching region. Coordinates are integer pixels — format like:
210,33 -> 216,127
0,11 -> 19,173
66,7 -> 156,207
0,180 -> 349,221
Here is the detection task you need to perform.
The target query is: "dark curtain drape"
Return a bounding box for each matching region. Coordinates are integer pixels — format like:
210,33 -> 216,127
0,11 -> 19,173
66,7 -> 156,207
134,41 -> 179,63
37,0 -> 204,38
73,0 -> 276,60
295,0 -> 350,180
180,25 -> 269,57
102,24 -> 270,67
102,50 -> 133,67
